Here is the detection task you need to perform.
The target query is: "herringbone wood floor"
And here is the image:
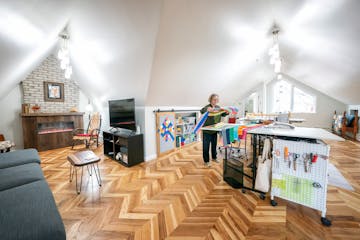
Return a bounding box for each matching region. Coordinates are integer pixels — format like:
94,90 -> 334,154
39,139 -> 360,240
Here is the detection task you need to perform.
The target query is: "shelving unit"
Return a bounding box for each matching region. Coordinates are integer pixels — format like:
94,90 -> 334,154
175,113 -> 198,147
103,131 -> 144,167
155,110 -> 199,156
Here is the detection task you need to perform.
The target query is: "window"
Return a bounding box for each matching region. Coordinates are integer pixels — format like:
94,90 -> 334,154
273,80 -> 292,112
293,87 -> 316,113
273,80 -> 316,113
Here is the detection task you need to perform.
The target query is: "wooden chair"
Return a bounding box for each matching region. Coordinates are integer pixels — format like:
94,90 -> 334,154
342,110 -> 358,140
72,113 -> 102,149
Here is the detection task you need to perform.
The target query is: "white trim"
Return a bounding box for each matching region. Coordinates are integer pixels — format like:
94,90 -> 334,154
145,154 -> 157,161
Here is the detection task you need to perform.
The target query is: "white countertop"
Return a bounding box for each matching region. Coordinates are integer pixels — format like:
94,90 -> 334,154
200,124 -> 238,132
247,126 -> 344,141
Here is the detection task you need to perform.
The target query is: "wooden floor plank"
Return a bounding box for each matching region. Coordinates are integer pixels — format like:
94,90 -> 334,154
39,138 -> 360,239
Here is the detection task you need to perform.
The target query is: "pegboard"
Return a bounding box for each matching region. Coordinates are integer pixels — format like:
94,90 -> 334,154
271,139 -> 330,217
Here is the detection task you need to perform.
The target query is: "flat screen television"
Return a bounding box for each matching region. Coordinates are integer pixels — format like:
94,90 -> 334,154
109,98 -> 136,131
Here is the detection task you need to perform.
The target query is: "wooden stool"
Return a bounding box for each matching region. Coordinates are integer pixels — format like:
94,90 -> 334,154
67,150 -> 101,194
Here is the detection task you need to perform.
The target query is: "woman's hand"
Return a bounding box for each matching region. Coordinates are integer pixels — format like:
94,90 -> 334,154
207,107 -> 214,112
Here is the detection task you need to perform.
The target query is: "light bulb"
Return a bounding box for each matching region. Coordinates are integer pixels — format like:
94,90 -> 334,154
66,66 -> 72,75
274,64 -> 281,73
62,57 -> 69,65
60,60 -> 68,70
65,70 -> 71,79
57,49 -> 64,59
270,56 -> 276,65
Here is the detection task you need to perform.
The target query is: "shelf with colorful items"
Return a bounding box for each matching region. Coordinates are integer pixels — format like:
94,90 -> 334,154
175,113 -> 198,148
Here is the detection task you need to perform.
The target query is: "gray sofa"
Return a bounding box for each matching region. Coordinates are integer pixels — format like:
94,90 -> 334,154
0,149 -> 66,240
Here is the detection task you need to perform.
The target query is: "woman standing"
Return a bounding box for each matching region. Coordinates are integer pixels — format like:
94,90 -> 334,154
200,94 -> 228,167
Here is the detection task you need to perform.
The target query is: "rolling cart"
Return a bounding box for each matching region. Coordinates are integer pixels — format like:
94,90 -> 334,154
247,125 -> 345,226
271,139 -> 332,226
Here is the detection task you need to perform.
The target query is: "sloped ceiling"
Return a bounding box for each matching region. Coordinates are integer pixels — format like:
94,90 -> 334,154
68,0 -> 163,106
0,0 -> 72,98
0,0 -> 359,106
147,0 -> 360,105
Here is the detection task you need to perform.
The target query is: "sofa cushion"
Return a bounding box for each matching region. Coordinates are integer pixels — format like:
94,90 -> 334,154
0,180 -> 66,240
0,149 -> 41,169
0,163 -> 44,191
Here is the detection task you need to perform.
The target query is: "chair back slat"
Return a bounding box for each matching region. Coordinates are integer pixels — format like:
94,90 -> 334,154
88,113 -> 101,133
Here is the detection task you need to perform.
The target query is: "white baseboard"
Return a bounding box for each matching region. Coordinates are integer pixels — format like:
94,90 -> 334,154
145,154 -> 157,161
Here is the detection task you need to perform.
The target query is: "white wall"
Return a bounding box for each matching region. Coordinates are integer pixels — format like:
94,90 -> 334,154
0,85 -> 23,148
266,75 -> 346,129
0,84 -> 89,150
79,90 -> 91,129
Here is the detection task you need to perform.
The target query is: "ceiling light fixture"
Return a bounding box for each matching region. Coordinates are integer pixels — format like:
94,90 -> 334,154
268,25 -> 282,74
57,31 -> 72,79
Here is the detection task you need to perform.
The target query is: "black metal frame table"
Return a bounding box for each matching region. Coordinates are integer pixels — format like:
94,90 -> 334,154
67,150 -> 102,194
201,124 -> 266,198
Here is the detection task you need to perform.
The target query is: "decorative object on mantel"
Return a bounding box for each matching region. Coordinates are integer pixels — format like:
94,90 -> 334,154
31,104 -> 41,113
70,107 -> 78,112
22,103 -> 30,114
57,28 -> 73,79
44,81 -> 64,102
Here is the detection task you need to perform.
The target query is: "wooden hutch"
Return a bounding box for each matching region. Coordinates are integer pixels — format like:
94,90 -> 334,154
21,112 -> 84,151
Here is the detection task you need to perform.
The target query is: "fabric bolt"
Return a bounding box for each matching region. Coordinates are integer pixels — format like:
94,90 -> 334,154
229,127 -> 235,143
221,129 -> 228,146
226,128 -> 231,145
233,126 -> 239,141
200,104 -> 229,135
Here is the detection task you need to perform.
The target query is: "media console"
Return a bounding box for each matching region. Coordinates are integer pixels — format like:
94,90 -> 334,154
103,130 -> 144,167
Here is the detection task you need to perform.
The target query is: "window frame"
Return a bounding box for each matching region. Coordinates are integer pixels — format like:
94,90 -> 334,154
272,80 -> 317,114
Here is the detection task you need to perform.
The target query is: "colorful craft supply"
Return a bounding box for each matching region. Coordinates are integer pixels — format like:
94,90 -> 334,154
193,111 -> 209,134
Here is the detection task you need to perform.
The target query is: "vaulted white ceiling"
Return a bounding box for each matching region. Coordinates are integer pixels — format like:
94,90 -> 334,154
0,0 -> 359,106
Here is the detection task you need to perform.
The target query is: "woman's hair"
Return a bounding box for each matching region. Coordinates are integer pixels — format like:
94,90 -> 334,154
208,93 -> 219,103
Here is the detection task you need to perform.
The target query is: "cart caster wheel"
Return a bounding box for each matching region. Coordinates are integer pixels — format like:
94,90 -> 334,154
242,189 -> 246,194
321,217 -> 332,227
270,200 -> 277,207
259,194 -> 265,200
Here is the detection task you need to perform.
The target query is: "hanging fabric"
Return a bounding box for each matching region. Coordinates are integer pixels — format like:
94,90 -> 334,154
255,138 -> 272,192
229,127 -> 235,143
221,128 -> 228,145
225,128 -> 231,145
233,126 -> 239,141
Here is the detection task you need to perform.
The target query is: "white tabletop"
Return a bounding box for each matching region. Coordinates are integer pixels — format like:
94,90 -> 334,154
247,126 -> 344,141
200,123 -> 238,132
289,118 -> 305,123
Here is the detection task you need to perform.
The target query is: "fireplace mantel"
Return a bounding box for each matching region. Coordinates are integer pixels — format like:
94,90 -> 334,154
21,113 -> 84,151
21,112 -> 84,117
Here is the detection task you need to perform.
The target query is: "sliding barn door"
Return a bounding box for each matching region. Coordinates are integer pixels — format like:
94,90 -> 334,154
156,112 -> 176,156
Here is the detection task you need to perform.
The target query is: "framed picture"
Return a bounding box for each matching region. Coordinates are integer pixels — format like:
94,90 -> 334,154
44,81 -> 64,102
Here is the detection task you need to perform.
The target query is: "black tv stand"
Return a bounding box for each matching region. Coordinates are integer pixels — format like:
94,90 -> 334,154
103,130 -> 144,167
